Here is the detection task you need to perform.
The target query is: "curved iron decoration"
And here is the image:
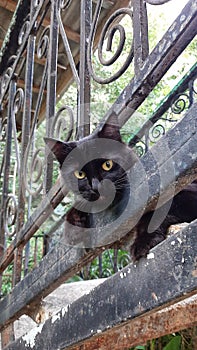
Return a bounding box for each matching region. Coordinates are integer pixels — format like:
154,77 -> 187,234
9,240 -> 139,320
13,88 -> 24,116
149,123 -> 165,142
57,0 -> 80,88
37,26 -> 50,59
145,0 -> 172,5
22,25 -> 50,197
3,194 -> 18,237
0,118 -> 8,142
0,67 -> 13,100
87,2 -> 134,84
23,145 -> 45,197
18,19 -> 30,46
51,106 -> 74,141
171,93 -> 191,114
135,140 -> 147,158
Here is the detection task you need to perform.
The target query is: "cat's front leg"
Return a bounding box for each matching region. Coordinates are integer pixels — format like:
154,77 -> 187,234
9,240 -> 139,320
129,212 -> 177,261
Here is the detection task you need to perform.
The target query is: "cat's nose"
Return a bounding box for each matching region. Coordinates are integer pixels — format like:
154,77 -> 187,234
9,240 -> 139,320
91,178 -> 100,192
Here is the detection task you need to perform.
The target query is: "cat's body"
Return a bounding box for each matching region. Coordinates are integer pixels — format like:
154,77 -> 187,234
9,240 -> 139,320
130,180 -> 197,260
45,115 -> 197,260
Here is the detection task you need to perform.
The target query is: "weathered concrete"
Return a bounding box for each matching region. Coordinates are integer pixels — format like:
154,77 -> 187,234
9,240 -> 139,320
0,279 -> 105,349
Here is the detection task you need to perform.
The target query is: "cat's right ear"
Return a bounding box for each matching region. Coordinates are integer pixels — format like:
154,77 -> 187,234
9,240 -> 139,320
44,137 -> 76,166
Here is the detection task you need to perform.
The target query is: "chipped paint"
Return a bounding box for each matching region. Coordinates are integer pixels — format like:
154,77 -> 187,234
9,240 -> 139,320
120,272 -> 127,279
61,305 -> 69,317
22,324 -> 44,348
51,313 -> 61,324
152,292 -> 158,301
147,252 -> 155,260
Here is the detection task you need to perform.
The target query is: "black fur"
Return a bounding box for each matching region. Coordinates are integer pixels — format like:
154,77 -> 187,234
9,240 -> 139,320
45,115 -> 197,261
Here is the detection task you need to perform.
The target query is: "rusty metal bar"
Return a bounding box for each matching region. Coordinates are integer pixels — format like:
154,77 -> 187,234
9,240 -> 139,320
77,0 -> 92,139
1,101 -> 197,332
66,296 -> 197,350
0,79 -> 16,349
44,0 -> 59,195
13,1 -> 36,286
0,0 -> 45,101
0,79 -> 15,272
133,0 -> 149,73
0,2 -> 196,346
104,0 -> 197,125
3,221 -> 197,349
1,2 -> 196,276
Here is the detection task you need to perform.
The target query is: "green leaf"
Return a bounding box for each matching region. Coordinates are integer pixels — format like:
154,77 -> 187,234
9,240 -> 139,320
163,335 -> 181,350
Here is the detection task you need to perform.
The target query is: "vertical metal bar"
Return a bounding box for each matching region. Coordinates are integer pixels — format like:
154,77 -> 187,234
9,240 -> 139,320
0,78 -> 16,350
13,4 -> 36,286
77,0 -> 92,139
98,255 -> 103,278
0,79 -> 15,276
44,0 -> 59,194
133,0 -> 149,73
113,248 -> 118,273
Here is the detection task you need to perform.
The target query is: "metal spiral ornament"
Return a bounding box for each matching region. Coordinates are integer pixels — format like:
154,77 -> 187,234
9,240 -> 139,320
12,88 -> 24,115
171,93 -> 190,114
18,19 -> 30,46
37,26 -> 50,59
88,3 -> 134,84
0,67 -> 13,100
3,195 -> 18,237
149,123 -> 165,142
51,106 -> 74,141
23,145 -> 45,197
135,141 -> 146,158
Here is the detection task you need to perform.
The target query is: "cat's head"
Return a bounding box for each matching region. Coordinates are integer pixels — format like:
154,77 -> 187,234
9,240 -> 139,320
44,114 -> 136,206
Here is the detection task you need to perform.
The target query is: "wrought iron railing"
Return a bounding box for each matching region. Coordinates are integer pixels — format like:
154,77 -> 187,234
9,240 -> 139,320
0,0 -> 196,347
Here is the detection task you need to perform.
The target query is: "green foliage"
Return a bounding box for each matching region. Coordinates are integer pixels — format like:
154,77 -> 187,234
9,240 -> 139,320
1,265 -> 13,295
163,335 -> 181,350
87,249 -> 131,279
1,4 -> 197,349
128,334 -> 188,350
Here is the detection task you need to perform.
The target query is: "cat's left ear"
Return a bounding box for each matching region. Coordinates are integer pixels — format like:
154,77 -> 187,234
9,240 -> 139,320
98,113 -> 121,142
44,137 -> 76,166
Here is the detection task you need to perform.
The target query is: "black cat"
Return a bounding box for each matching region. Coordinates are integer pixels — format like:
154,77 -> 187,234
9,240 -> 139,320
45,114 -> 197,260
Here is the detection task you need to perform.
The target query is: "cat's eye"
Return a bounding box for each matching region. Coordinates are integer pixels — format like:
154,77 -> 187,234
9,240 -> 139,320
102,160 -> 113,171
74,170 -> 86,179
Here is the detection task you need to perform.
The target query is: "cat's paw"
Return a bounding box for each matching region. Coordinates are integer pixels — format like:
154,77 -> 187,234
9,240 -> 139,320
130,240 -> 151,262
130,232 -> 166,262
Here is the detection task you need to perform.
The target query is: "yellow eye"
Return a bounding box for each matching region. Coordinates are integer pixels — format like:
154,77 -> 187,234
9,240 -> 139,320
102,160 -> 113,171
74,170 -> 86,179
